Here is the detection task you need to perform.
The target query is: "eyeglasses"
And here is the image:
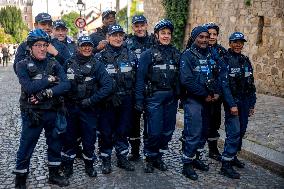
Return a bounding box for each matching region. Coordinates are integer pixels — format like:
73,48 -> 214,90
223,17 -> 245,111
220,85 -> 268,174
33,43 -> 49,48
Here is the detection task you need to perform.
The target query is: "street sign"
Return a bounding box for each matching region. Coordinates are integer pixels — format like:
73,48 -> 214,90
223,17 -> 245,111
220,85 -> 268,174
75,17 -> 86,28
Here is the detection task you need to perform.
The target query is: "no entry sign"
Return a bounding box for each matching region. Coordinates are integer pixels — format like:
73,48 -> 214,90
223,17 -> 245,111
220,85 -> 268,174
75,17 -> 86,28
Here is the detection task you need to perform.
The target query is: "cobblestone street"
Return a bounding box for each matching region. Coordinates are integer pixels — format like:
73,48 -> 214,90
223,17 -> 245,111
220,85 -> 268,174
0,65 -> 283,188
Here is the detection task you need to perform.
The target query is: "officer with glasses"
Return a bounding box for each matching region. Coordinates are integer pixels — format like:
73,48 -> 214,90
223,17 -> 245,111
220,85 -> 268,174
13,29 -> 70,188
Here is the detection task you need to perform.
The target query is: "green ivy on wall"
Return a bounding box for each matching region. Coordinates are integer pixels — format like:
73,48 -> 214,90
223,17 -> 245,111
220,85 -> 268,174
162,0 -> 189,49
244,0 -> 252,6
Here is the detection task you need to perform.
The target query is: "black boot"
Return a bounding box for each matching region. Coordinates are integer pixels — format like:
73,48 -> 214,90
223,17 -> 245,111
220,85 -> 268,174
182,163 -> 198,180
128,139 -> 141,161
220,160 -> 240,179
61,159 -> 74,178
232,156 -> 245,168
208,140 -> 221,161
193,150 -> 209,171
15,173 -> 27,189
144,158 -> 154,173
179,131 -> 185,151
117,155 -> 135,171
84,160 -> 97,177
101,156 -> 112,174
76,146 -> 83,159
153,158 -> 168,171
48,166 -> 69,187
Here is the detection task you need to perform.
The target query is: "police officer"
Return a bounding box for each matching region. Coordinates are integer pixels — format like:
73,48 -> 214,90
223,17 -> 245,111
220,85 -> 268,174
13,29 -> 70,188
61,35 -> 113,178
180,26 -> 225,180
125,15 -> 155,161
95,24 -> 137,174
90,10 -> 116,53
135,19 -> 180,173
53,20 -> 76,56
14,13 -> 71,73
220,32 -> 256,179
203,22 -> 228,161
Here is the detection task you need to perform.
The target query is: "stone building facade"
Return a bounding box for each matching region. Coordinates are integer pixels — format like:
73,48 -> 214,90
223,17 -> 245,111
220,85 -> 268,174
144,0 -> 284,97
0,0 -> 33,30
144,0 -> 165,32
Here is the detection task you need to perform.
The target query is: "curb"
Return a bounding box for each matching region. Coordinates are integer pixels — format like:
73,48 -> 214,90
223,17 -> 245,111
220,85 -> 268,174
219,129 -> 284,177
176,111 -> 284,178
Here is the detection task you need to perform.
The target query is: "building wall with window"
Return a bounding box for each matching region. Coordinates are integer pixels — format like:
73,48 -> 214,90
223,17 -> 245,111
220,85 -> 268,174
144,0 -> 284,97
0,0 -> 33,30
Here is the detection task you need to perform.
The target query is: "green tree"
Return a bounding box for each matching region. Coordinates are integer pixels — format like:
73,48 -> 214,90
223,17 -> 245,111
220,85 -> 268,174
0,27 -> 15,43
116,0 -> 143,34
116,7 -> 127,30
0,6 -> 28,43
61,11 -> 80,39
162,0 -> 189,49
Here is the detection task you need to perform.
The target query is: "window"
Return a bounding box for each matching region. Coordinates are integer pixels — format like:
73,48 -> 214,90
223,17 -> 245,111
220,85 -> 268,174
256,16 -> 264,45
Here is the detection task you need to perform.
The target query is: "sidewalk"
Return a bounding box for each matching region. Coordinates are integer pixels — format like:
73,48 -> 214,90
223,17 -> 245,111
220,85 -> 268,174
0,65 -> 283,188
176,94 -> 284,176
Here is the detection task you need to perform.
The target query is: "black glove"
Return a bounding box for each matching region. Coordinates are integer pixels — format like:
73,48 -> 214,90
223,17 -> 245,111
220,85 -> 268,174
34,89 -> 53,102
112,94 -> 121,107
80,98 -> 92,108
134,103 -> 143,113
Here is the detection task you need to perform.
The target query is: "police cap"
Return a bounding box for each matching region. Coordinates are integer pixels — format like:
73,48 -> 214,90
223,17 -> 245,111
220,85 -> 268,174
77,35 -> 94,47
229,32 -> 247,42
35,12 -> 52,23
107,24 -> 124,35
53,20 -> 67,29
132,15 -> 147,24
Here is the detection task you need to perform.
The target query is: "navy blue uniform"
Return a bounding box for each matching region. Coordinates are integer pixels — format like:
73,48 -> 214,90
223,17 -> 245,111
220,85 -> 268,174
61,53 -> 113,165
136,44 -> 180,160
61,37 -> 76,56
125,33 -> 154,59
90,26 -> 108,54
221,49 -> 256,161
95,44 -> 137,159
14,56 -> 70,174
125,33 -> 155,157
207,44 -> 228,144
14,38 -> 71,73
180,43 -> 227,163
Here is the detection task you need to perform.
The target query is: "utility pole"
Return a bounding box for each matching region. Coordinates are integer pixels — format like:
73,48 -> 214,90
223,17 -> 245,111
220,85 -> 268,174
116,0 -> 120,12
46,0 -> 48,13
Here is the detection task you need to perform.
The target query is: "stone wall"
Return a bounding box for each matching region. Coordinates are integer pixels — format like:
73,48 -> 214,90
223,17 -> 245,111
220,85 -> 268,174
144,0 -> 284,97
143,0 -> 165,33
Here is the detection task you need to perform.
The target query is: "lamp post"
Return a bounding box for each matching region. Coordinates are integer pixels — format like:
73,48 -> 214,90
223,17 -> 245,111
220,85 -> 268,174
77,0 -> 85,17
77,0 -> 85,38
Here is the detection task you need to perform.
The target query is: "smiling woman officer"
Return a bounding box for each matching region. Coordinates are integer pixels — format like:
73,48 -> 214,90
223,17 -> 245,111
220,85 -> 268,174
135,19 -> 180,173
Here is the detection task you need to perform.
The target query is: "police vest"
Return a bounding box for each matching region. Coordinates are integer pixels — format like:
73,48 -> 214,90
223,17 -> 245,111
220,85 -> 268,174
190,48 -> 219,83
226,54 -> 255,96
101,47 -> 136,95
96,27 -> 107,38
66,57 -> 98,101
126,34 -> 154,59
20,58 -> 60,109
148,47 -> 179,91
